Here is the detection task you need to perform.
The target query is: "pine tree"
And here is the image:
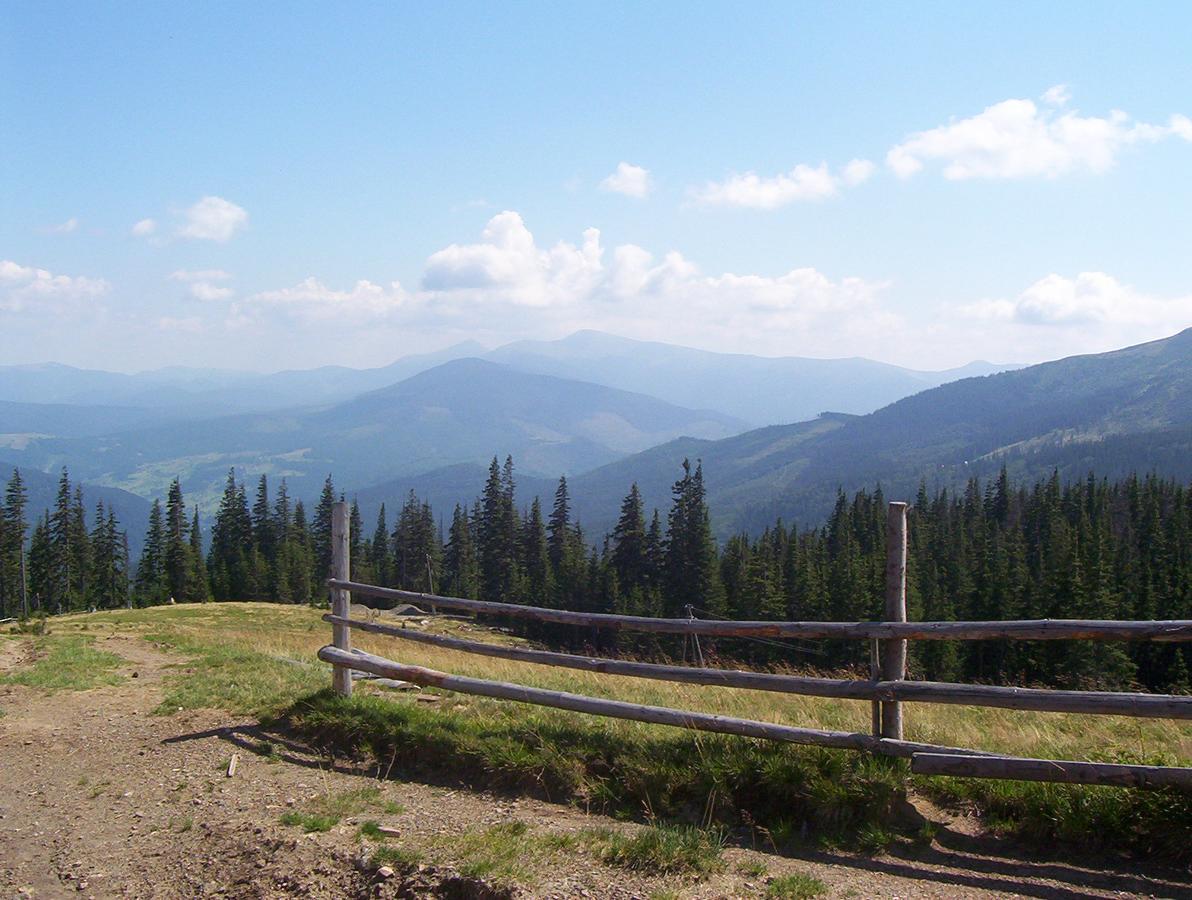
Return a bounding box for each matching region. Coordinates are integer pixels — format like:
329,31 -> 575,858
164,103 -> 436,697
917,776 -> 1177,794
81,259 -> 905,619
136,499 -> 167,605
611,484 -> 647,599
311,475 -> 337,600
478,458 -> 518,602
47,469 -> 74,611
548,476 -> 571,573
444,504 -> 479,598
164,479 -> 191,601
370,504 -> 392,587
664,459 -> 724,617
522,497 -> 552,606
1,469 -> 29,618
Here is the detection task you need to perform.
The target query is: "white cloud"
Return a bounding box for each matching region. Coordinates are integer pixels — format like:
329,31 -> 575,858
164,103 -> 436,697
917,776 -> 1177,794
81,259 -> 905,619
131,218 -> 157,237
887,91 -> 1192,180
422,211 -> 603,307
841,158 -> 876,186
691,159 -> 875,209
941,271 -> 1192,363
240,212 -> 892,356
189,282 -> 234,301
961,272 -> 1191,329
0,260 -> 110,313
168,269 -> 234,301
1041,84 -> 1071,107
600,162 -> 652,198
177,196 -> 248,242
40,217 -> 79,235
248,276 -> 410,323
692,163 -> 838,208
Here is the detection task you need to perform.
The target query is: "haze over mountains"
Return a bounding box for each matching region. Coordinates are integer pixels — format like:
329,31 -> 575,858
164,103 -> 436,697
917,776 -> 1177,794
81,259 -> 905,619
0,331 -> 1015,425
0,328 -> 1186,552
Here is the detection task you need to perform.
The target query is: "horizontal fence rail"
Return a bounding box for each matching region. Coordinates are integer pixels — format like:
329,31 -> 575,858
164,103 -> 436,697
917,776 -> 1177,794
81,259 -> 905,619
321,501 -> 1192,792
911,753 -> 1192,790
323,613 -> 1192,720
318,645 -> 990,760
327,580 -> 1192,643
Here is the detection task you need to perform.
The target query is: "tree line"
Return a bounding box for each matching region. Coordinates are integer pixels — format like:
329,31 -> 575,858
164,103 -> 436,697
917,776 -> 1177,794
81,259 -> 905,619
1,461 -> 1188,692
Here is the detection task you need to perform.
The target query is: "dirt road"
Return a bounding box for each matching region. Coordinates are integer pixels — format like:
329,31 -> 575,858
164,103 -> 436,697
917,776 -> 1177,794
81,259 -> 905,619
2,634 -> 1190,898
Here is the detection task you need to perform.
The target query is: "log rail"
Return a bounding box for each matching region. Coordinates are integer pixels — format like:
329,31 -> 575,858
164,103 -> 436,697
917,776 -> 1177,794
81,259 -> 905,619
322,501 -> 1192,791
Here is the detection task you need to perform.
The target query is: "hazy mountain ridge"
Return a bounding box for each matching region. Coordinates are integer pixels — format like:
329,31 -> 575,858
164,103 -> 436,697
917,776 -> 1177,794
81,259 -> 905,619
485,330 -> 1019,425
0,330 -> 1013,429
2,359 -> 746,518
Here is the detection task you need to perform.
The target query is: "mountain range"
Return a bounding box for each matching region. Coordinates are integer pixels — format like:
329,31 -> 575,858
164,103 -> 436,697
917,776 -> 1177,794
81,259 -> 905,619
0,328 -> 1186,553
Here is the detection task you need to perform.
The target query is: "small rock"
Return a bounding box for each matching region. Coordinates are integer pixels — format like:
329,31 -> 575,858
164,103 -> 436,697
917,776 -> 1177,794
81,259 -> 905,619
377,825 -> 401,837
376,866 -> 395,880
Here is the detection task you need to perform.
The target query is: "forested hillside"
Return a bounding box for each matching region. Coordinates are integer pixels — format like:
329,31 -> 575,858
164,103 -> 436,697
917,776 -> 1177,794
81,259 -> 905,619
565,328 -> 1192,537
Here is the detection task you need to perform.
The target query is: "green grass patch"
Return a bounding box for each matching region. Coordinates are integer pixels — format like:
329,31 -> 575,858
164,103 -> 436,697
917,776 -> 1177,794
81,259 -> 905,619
428,820 -> 615,885
918,766 -> 1192,862
285,689 -> 907,841
280,811 -> 338,833
737,859 -> 768,878
279,786 -> 397,835
145,628 -> 323,718
0,634 -> 123,692
440,820 -> 534,882
601,823 -> 725,876
765,872 -> 827,898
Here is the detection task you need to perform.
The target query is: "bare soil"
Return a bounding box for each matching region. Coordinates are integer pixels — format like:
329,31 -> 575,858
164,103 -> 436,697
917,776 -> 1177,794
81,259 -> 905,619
2,634 -> 1190,899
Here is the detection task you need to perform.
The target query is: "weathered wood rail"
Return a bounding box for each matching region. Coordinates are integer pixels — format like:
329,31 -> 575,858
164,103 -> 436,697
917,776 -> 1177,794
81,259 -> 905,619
321,501 -> 1192,791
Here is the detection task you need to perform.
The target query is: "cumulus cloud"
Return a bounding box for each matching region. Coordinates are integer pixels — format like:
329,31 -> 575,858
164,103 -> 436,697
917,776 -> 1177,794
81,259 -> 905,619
887,90 -> 1192,180
0,260 -> 110,312
131,218 -> 158,237
241,212 -> 892,355
960,272 -> 1191,329
422,211 -> 603,307
177,196 -> 248,242
600,162 -> 652,198
691,159 -> 875,209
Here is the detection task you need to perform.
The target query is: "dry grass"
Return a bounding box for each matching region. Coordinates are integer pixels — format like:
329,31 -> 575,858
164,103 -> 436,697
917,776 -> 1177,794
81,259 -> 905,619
50,602 -> 1192,764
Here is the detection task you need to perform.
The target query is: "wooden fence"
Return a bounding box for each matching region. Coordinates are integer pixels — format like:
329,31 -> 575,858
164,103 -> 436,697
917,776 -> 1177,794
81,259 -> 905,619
319,501 -> 1192,791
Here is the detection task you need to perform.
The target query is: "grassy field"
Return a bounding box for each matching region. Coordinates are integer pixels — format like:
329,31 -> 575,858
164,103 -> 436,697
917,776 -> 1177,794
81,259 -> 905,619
12,602 -> 1192,862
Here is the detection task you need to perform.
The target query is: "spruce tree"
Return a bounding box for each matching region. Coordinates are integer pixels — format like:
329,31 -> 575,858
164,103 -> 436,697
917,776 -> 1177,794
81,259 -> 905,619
136,499 -> 167,605
164,478 -> 191,601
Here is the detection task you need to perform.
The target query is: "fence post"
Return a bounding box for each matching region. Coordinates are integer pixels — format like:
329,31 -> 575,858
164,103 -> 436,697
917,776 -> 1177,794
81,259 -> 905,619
881,501 -> 908,740
331,500 -> 352,697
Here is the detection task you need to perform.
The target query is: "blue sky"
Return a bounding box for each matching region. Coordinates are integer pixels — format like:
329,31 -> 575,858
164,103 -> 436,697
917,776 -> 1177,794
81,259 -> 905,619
2,1 -> 1190,371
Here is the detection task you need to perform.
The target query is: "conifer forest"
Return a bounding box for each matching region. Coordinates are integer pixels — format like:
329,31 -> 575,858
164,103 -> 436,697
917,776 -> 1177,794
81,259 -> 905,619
2,459 -> 1189,694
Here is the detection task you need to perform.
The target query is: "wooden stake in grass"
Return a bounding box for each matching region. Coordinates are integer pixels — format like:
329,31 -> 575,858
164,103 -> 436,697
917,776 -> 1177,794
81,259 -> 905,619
881,502 -> 907,741
331,501 -> 352,698
226,753 -> 239,778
